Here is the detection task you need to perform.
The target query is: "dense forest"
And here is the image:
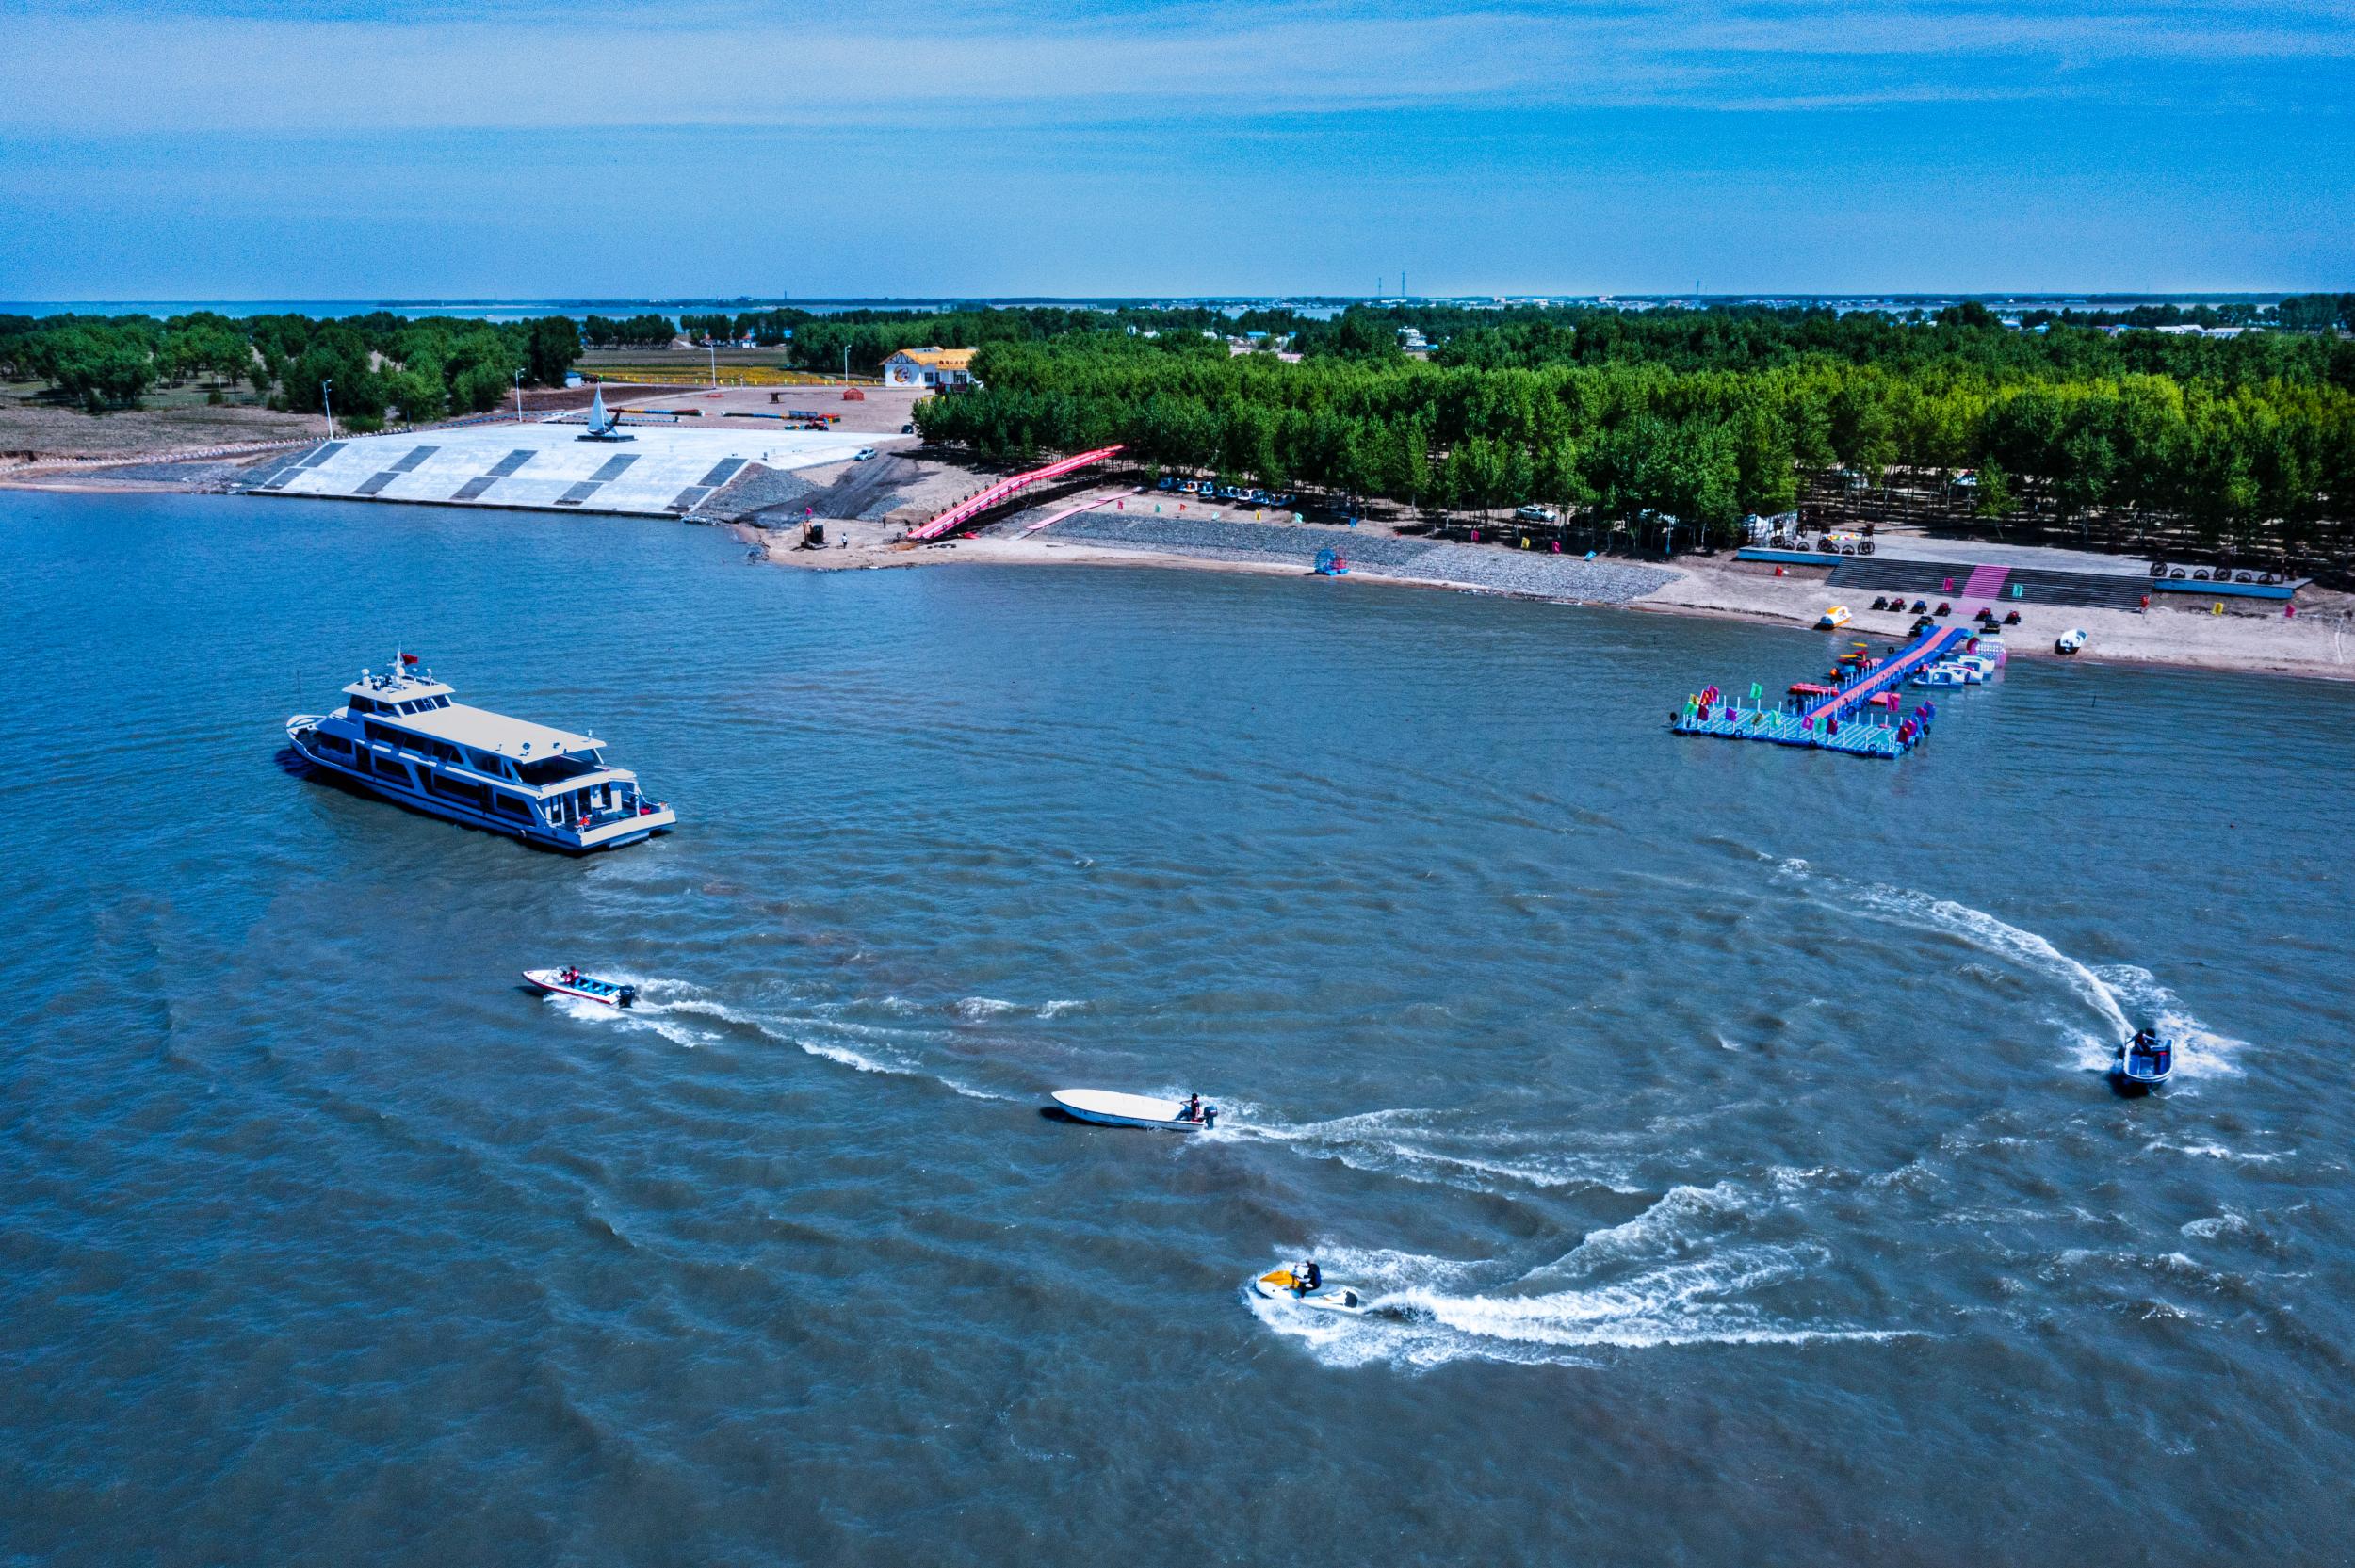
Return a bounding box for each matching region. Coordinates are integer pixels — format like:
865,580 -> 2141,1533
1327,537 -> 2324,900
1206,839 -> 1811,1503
0,311 -> 581,428
911,301 -> 2355,564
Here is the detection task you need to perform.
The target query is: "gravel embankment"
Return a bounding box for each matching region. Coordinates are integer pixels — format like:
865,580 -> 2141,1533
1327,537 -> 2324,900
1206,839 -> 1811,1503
700,462 -> 818,522
1048,514 -> 1679,603
1400,543 -> 1679,601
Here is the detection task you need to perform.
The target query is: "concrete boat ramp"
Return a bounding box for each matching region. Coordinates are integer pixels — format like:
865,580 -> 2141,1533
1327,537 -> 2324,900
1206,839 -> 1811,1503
247,422 -> 889,518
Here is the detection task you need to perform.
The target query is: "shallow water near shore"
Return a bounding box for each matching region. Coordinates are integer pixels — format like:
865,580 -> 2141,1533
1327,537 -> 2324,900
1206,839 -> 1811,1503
5,493 -> 2352,1565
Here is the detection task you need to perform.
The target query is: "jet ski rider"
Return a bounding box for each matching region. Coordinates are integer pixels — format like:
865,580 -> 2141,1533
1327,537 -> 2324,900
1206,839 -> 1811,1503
1297,1259 -> 1322,1295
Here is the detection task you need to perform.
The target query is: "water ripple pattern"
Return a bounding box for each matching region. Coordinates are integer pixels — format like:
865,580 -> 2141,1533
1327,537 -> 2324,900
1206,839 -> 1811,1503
2,492 -> 2351,1565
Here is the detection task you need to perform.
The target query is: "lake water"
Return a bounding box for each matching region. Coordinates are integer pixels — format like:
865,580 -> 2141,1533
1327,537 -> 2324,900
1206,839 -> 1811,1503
4,493 -> 2349,1565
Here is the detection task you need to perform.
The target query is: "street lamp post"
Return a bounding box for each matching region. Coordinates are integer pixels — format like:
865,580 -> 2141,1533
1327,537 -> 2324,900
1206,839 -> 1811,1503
709,345 -> 717,388
322,379 -> 333,440
513,368 -> 525,423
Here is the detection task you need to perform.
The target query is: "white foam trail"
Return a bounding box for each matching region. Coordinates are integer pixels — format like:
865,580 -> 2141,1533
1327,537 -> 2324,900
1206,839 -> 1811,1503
1244,1236 -> 1908,1371
1210,1107 -> 1645,1195
545,993 -> 716,1049
2181,1210 -> 2249,1238
2093,964 -> 2249,1079
1768,859 -> 2223,1074
2147,1140 -> 2286,1164
1248,1176 -> 1914,1372
1036,999 -> 1087,1019
954,996 -> 1022,1019
543,974 -> 1015,1098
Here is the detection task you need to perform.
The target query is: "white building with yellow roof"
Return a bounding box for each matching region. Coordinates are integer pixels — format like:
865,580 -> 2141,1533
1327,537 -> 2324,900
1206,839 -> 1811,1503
881,347 -> 978,390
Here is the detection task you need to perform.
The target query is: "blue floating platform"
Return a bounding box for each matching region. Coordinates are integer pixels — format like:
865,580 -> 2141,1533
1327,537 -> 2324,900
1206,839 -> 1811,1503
1672,623 -> 1973,760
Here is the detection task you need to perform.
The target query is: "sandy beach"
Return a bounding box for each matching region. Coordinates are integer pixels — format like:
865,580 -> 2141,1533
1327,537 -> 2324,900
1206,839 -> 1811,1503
743,490 -> 2355,685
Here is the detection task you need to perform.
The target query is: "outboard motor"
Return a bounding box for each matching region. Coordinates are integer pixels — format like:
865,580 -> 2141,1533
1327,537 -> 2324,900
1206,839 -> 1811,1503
618,985 -> 639,1009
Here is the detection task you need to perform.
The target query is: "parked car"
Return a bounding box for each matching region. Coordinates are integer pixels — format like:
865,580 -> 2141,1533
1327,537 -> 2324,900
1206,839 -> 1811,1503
853,447 -> 878,461
901,423 -> 916,434
1514,503 -> 1561,523
1157,476 -> 1178,490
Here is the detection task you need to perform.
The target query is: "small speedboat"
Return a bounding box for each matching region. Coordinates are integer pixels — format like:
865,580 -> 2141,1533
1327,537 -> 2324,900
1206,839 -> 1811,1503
1817,606 -> 1852,629
1911,663 -> 1970,688
524,968 -> 640,1008
2112,1031 -> 2175,1093
1252,1269 -> 1368,1315
1050,1089 -> 1216,1130
2056,628 -> 2088,655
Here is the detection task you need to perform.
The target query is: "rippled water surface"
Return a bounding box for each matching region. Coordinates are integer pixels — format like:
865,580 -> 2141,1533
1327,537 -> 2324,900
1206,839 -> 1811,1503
5,493 -> 2351,1564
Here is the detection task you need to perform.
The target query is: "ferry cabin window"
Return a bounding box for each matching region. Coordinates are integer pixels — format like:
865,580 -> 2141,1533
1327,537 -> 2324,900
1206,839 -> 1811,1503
349,694 -> 380,714
494,792 -> 533,818
427,773 -> 490,810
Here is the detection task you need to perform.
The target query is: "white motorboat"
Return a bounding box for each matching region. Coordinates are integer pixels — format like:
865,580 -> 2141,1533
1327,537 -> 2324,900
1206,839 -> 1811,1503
2056,628 -> 2088,655
1050,1089 -> 1216,1130
1910,662 -> 1970,688
1252,1268 -> 1368,1315
525,968 -> 640,1007
286,655 -> 675,852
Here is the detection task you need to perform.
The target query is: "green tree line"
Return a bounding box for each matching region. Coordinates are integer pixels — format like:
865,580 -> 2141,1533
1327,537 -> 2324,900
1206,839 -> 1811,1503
913,311 -> 2355,559
0,311 -> 582,423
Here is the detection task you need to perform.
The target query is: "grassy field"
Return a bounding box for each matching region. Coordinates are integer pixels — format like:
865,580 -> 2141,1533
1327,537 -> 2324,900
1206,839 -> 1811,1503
577,349 -> 877,388
1,377 -> 317,460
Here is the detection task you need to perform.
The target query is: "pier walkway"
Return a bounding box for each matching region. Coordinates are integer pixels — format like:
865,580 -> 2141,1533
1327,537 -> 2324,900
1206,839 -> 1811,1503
909,446 -> 1124,541
1797,623 -> 1970,725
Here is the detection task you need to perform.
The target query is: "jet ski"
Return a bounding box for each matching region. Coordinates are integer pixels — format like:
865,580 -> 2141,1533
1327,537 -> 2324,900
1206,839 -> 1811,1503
524,968 -> 639,1008
1050,1089 -> 1215,1130
2112,1029 -> 2174,1093
1252,1268 -> 1368,1315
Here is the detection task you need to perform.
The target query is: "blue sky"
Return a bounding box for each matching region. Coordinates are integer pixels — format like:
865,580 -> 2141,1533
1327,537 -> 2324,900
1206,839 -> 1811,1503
3,0 -> 2349,299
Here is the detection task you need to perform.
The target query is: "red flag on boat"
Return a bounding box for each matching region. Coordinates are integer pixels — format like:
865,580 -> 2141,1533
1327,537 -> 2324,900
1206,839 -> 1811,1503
400,653 -> 419,665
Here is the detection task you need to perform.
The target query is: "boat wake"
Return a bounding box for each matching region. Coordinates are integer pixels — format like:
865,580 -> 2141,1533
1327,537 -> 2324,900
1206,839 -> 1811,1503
1248,1181 -> 1910,1371
2091,963 -> 2247,1079
1771,858 -> 2247,1078
1206,1105 -> 1648,1196
535,972 -> 1013,1097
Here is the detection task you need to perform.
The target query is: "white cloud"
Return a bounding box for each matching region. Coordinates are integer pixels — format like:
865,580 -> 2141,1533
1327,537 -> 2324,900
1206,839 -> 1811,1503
1,0 -> 2349,133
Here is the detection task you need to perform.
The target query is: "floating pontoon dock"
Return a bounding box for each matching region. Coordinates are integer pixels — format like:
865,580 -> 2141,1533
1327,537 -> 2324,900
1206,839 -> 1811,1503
1672,622 -> 1974,760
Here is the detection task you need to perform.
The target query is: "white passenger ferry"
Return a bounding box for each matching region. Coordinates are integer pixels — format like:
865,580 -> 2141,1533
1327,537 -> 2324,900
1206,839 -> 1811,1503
285,657 -> 674,851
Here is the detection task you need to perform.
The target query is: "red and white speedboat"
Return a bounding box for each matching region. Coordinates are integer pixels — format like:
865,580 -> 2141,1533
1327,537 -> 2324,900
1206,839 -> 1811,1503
525,968 -> 639,1008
